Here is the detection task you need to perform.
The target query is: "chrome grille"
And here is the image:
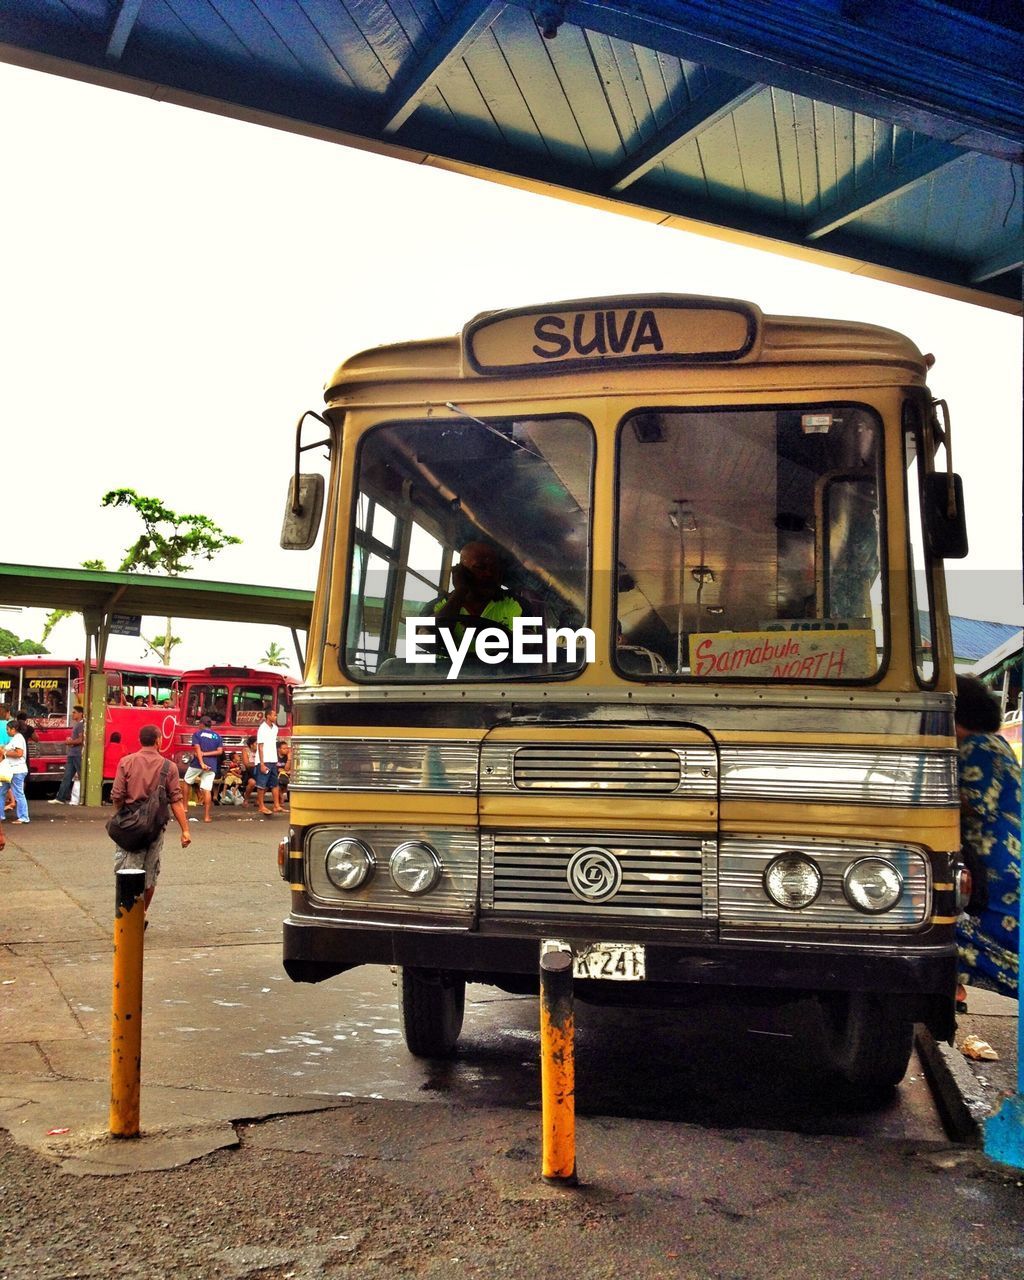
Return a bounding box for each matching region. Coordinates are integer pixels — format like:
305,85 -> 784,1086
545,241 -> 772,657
511,744 -> 682,793
487,831 -> 708,919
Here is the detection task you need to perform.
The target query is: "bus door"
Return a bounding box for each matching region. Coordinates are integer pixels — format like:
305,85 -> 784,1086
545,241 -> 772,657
477,723 -> 719,967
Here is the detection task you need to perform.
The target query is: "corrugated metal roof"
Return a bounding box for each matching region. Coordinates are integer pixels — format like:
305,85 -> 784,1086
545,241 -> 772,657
1,1 -> 1019,311
921,611 -> 1020,661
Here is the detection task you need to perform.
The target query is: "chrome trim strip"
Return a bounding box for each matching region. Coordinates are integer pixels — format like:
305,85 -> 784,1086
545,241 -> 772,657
482,742 -> 954,807
294,685 -> 953,736
291,738 -> 479,793
718,746 -> 958,807
295,684 -> 952,712
291,733 -> 956,807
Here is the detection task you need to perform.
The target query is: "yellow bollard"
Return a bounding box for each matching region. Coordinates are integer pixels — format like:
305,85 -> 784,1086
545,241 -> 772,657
539,948 -> 578,1185
110,867 -> 146,1138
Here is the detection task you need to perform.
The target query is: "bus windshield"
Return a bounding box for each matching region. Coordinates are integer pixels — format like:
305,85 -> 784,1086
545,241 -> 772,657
345,415 -> 593,680
185,681 -> 284,724
19,666 -> 70,718
615,404 -> 884,680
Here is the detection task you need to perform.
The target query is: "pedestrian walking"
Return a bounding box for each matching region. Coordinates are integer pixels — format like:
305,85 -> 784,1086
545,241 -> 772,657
255,705 -> 284,816
109,724 -> 191,917
0,719 -> 30,826
48,705 -> 85,805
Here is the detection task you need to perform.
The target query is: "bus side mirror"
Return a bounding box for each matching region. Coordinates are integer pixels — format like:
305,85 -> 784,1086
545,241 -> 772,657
281,474 -> 324,550
923,472 -> 968,559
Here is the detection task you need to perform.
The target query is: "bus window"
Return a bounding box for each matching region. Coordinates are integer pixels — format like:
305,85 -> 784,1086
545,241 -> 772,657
345,415 -> 594,680
22,667 -> 70,719
152,675 -> 178,706
615,405 -> 883,680
186,684 -> 229,723
233,685 -> 275,724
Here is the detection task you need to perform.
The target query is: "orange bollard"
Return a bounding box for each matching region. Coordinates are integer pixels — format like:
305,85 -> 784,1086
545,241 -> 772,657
539,948 -> 578,1185
110,868 -> 146,1138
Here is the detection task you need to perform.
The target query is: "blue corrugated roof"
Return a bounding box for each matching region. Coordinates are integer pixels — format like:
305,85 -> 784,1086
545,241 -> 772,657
919,612 -> 1020,660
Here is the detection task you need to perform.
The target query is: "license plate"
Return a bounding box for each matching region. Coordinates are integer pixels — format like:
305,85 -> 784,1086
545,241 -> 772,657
572,942 -> 646,981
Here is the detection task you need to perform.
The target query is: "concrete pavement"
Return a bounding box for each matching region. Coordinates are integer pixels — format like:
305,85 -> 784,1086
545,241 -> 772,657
1,803 -> 1019,1181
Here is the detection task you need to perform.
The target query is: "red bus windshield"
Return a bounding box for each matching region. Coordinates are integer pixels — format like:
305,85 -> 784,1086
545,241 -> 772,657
183,681 -> 290,726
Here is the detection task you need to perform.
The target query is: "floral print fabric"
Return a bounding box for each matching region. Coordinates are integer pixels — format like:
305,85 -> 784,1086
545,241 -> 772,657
957,731 -> 1020,998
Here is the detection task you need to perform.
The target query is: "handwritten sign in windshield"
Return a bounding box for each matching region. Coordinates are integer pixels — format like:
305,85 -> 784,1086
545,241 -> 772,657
692,629 -> 876,680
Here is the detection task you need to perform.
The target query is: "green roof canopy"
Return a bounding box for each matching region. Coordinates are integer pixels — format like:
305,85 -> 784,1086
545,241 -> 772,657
0,562 -> 313,630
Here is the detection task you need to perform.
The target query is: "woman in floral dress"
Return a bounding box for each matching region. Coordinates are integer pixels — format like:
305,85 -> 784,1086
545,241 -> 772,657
955,675 -> 1020,1002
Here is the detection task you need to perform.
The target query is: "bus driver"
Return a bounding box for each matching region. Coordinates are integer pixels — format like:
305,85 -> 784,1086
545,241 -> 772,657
432,541 -> 523,644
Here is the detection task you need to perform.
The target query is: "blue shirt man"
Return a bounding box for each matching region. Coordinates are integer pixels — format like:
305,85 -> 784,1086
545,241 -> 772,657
189,724 -> 223,771
183,715 -> 223,823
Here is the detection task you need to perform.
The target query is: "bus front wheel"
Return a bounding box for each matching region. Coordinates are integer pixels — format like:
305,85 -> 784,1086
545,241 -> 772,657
819,992 -> 914,1096
400,967 -> 466,1058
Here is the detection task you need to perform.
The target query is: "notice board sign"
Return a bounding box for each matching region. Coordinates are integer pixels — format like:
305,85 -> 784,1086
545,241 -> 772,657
691,629 -> 876,680
109,614 -> 142,637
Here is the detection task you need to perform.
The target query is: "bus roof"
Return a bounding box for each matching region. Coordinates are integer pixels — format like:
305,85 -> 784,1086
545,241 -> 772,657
326,295 -> 927,398
178,666 -> 297,682
0,656 -> 181,674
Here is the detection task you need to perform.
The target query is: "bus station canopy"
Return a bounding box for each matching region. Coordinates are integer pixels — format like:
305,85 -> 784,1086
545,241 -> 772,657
0,1 -> 1020,313
0,562 -> 313,631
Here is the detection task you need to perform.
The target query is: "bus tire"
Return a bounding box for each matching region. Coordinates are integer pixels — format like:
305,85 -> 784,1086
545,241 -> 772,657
820,992 -> 914,1096
400,967 -> 466,1058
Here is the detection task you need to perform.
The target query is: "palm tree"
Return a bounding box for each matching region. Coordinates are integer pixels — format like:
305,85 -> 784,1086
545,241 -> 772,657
261,641 -> 288,669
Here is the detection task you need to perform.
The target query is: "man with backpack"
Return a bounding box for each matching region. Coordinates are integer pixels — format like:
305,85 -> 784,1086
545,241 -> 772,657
109,724 -> 191,916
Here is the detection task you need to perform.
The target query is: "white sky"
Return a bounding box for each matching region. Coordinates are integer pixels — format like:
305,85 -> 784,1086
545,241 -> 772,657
1,61 -> 1021,673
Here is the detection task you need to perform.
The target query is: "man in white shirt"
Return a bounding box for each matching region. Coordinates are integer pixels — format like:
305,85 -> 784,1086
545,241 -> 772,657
255,705 -> 284,816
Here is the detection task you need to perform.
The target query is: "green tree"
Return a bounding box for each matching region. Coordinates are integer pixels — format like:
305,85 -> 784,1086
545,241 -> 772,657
261,641 -> 288,669
40,495 -> 241,665
0,627 -> 48,656
101,489 -> 242,666
142,631 -> 183,665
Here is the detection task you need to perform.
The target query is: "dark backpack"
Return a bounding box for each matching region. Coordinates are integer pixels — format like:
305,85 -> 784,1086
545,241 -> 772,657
106,761 -> 172,852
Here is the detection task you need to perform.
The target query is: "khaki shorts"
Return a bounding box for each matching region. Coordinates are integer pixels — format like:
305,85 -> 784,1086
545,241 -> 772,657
113,830 -> 165,890
183,766 -> 216,792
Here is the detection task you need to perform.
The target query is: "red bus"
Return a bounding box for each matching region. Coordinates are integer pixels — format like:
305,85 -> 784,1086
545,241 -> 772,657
171,666 -> 297,773
0,657 -> 181,784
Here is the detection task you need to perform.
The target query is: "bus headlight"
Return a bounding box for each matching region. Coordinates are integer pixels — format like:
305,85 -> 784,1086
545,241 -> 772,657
763,854 -> 822,910
389,841 -> 442,895
325,838 -> 375,890
843,857 -> 903,913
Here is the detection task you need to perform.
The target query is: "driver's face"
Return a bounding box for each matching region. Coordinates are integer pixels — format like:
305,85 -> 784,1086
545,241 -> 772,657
460,546 -> 500,590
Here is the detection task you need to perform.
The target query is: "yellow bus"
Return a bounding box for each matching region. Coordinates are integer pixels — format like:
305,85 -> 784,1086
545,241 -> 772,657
279,294 -> 971,1094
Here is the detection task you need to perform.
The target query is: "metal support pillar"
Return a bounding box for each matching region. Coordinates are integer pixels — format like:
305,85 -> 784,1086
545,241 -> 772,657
81,606 -> 114,808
